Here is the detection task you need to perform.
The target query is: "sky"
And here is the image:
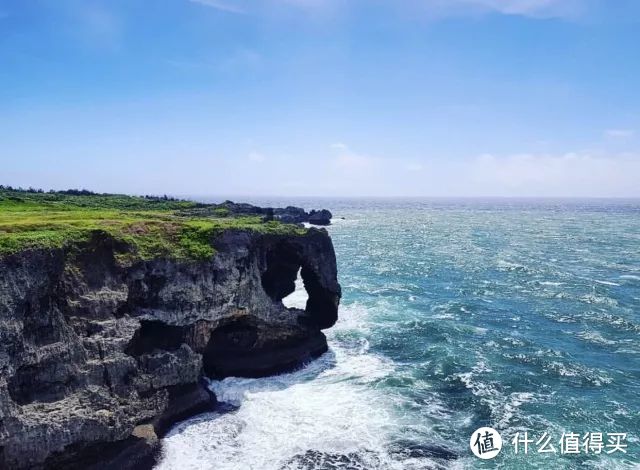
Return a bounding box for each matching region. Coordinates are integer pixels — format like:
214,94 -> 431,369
1,0 -> 640,197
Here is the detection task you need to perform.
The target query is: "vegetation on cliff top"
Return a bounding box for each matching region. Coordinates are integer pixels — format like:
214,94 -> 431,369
0,187 -> 307,260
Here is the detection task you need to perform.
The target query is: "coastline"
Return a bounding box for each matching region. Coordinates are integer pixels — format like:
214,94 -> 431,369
0,190 -> 340,469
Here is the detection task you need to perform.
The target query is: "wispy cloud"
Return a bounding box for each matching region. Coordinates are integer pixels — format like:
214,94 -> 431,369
248,151 -> 266,162
420,0 -> 585,18
605,129 -> 635,138
220,48 -> 263,71
405,162 -> 424,172
468,152 -> 640,196
186,0 -> 585,18
320,146 -> 640,196
166,48 -> 262,75
188,0 -> 247,14
330,143 -> 374,171
330,142 -> 348,151
68,3 -> 124,51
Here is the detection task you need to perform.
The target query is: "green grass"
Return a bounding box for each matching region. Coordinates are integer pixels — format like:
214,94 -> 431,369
0,189 -> 307,261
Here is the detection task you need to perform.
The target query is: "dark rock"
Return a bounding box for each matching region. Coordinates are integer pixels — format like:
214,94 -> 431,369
389,440 -> 459,461
218,200 -> 266,215
178,202 -> 334,226
204,328 -> 328,378
262,207 -> 274,222
273,206 -> 308,224
43,428 -> 159,470
308,209 -> 333,226
0,227 -> 341,469
285,450 -> 381,469
151,382 -> 216,437
273,206 -> 334,225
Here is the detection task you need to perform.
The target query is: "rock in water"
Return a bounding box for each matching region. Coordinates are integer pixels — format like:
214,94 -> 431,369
273,207 -> 334,225
308,209 -> 333,226
0,228 -> 341,469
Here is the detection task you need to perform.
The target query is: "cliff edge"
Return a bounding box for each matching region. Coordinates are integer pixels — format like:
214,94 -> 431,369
0,190 -> 341,469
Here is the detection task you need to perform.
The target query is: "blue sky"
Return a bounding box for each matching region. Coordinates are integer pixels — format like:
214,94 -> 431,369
1,0 -> 639,197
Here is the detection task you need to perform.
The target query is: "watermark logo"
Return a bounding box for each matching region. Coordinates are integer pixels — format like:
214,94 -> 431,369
511,432 -> 628,455
470,427 -> 502,459
469,429 -> 629,459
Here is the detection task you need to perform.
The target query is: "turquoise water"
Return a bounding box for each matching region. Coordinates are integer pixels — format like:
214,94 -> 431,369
158,199 -> 640,469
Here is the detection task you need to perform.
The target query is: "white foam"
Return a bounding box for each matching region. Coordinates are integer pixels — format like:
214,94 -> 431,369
156,311 -> 403,470
495,392 -> 537,428
455,359 -> 543,430
580,293 -> 618,307
329,302 -> 375,337
157,351 -> 397,469
576,330 -> 617,346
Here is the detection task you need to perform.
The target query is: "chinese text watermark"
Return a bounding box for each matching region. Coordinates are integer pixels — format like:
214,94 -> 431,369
470,428 -> 629,460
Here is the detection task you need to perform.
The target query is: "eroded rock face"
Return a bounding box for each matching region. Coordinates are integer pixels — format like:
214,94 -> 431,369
0,228 -> 340,469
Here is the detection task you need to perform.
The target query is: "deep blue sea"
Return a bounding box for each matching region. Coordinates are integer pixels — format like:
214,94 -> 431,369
157,199 -> 640,469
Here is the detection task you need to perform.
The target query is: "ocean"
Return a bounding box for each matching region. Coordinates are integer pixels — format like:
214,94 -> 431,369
156,198 -> 640,469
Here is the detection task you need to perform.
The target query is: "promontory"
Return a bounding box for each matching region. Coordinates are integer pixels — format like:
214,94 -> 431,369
0,188 -> 341,469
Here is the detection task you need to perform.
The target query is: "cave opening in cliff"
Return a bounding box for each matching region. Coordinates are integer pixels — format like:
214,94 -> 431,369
261,241 -> 337,329
202,318 -> 261,377
125,320 -> 187,356
282,268 -> 309,309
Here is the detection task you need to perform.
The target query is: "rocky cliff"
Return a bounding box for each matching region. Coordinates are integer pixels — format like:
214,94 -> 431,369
199,201 -> 333,225
0,228 -> 341,469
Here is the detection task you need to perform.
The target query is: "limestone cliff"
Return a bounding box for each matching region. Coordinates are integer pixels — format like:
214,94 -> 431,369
0,228 -> 341,469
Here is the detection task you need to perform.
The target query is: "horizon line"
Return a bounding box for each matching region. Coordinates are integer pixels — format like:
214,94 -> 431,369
3,185 -> 640,201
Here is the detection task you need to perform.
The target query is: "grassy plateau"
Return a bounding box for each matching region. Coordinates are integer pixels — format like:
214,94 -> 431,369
0,188 -> 307,261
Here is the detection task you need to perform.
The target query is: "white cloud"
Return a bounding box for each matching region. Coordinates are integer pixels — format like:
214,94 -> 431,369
605,129 -> 635,139
248,151 -> 266,162
330,143 -> 374,171
186,0 -> 584,18
188,0 -> 246,14
320,148 -> 640,196
70,3 -> 123,50
419,0 -> 584,18
195,0 -> 343,16
334,153 -> 371,170
405,162 -> 424,172
467,152 -> 640,196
